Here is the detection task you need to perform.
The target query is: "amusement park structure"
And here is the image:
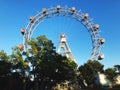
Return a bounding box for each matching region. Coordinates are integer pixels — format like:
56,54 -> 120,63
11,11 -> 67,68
19,5 -> 105,61
58,34 -> 75,62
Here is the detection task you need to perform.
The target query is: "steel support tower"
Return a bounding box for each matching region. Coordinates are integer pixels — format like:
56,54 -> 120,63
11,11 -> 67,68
58,34 -> 75,62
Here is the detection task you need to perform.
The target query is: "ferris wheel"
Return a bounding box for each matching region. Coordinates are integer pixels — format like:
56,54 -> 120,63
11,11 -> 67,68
19,5 -> 105,61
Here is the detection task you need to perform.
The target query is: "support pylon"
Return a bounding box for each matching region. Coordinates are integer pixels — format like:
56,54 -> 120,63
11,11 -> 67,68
58,34 -> 75,62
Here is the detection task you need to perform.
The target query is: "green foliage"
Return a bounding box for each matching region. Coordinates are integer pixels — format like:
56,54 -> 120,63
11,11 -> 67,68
104,65 -> 120,83
11,47 -> 24,68
104,68 -> 116,82
114,64 -> 120,73
0,50 -> 9,61
1,35 -> 120,89
10,46 -> 28,77
78,60 -> 104,85
27,35 -> 78,83
0,50 -> 12,76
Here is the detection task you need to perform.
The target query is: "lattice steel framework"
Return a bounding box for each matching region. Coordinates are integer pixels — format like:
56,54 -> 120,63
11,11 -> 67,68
58,34 -> 75,62
20,5 -> 105,60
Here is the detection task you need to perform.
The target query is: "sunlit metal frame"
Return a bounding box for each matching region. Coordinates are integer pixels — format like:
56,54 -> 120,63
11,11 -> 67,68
22,5 -> 104,60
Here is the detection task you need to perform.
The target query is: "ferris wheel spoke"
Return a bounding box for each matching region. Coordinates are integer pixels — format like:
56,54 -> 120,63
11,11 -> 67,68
20,5 -> 105,61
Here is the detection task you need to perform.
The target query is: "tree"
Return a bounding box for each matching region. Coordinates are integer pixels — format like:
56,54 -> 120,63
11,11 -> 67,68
27,35 -> 78,89
0,50 -> 9,61
104,68 -> 116,82
0,35 -> 78,89
114,65 -> 120,74
10,46 -> 28,77
78,60 -> 104,87
0,50 -> 12,76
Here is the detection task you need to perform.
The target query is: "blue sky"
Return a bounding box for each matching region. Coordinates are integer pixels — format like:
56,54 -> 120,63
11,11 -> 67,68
0,0 -> 120,69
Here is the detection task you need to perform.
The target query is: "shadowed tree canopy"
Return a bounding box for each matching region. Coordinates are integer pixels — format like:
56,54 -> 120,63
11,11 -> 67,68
0,50 -> 12,76
78,60 -> 104,86
104,68 -> 116,82
0,36 -> 78,90
114,65 -> 120,74
27,35 -> 78,83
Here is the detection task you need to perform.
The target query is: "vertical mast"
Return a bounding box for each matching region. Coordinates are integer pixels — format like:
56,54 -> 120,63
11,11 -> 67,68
58,34 -> 75,62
